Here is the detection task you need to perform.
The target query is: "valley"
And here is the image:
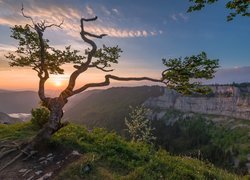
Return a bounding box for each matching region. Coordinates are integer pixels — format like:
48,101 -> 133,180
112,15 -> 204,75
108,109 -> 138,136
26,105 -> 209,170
1,84 -> 250,175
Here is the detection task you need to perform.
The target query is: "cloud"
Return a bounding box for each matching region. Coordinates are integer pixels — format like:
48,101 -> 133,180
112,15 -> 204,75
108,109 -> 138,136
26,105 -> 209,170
86,5 -> 94,16
170,12 -> 189,22
171,14 -> 178,21
112,8 -> 119,15
0,44 -> 16,51
0,1 -> 159,38
178,13 -> 188,21
101,6 -> 111,15
0,45 -> 16,71
0,50 -> 11,71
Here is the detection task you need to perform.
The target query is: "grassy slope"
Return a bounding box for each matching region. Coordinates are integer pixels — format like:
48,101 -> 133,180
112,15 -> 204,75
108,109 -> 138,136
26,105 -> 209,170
0,123 -> 241,179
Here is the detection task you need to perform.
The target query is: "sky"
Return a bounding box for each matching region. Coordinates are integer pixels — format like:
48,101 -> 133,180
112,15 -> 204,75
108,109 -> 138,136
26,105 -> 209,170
0,0 -> 249,91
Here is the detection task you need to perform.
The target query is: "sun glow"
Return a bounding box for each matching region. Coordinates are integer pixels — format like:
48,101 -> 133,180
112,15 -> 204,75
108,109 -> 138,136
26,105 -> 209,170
54,79 -> 62,87
50,75 -> 67,88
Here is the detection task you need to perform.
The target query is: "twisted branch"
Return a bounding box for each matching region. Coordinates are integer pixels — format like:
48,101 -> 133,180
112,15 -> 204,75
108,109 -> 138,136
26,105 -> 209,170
89,64 -> 114,72
72,74 -> 165,95
21,4 -> 35,26
60,16 -> 107,99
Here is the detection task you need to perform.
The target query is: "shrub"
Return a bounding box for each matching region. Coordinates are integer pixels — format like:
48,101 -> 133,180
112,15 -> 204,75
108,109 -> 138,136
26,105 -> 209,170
125,105 -> 156,144
31,106 -> 50,128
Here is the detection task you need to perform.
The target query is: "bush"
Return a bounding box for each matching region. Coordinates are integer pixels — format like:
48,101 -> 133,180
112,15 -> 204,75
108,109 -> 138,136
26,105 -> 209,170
31,106 -> 50,128
125,105 -> 156,144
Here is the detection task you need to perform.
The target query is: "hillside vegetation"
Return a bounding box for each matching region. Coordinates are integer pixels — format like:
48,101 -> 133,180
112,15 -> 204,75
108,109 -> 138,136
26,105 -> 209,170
0,122 -> 241,179
64,86 -> 250,174
153,110 -> 250,174
64,86 -> 163,131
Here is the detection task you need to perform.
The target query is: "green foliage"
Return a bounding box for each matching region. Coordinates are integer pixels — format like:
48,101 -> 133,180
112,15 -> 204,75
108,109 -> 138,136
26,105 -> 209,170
0,122 -> 239,179
90,45 -> 123,71
52,124 -> 238,179
6,24 -> 122,77
154,111 -> 250,174
0,122 -> 37,141
188,0 -> 250,21
162,52 -> 219,94
125,106 -> 156,144
6,25 -> 85,75
31,106 -> 50,128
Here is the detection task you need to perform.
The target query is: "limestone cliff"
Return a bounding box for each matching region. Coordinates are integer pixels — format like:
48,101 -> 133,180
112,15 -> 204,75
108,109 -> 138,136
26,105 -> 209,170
144,85 -> 250,120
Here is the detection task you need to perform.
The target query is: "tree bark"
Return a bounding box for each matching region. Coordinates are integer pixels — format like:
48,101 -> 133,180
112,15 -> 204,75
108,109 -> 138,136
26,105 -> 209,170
30,97 -> 66,149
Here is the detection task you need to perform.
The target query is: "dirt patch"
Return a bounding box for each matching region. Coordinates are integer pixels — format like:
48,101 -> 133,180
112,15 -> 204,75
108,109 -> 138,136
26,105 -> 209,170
0,142 -> 82,180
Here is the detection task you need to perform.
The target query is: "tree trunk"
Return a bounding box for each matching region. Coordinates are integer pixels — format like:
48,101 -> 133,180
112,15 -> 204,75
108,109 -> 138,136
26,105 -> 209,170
30,97 -> 66,149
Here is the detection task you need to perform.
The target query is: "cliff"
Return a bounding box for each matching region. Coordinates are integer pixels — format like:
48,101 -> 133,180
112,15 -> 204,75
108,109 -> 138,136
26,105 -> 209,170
144,85 -> 250,120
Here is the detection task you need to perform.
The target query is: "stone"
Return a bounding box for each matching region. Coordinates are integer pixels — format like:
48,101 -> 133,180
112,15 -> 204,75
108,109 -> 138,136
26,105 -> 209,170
47,153 -> 53,157
22,169 -> 32,177
40,160 -> 48,165
46,157 -> 53,161
38,157 -> 46,161
36,172 -> 53,180
144,86 -> 250,121
27,175 -> 34,180
35,170 -> 43,175
72,150 -> 80,156
19,169 -> 27,173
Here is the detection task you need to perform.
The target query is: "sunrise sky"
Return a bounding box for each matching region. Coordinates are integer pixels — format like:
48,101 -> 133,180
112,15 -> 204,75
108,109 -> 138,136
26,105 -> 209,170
0,0 -> 249,91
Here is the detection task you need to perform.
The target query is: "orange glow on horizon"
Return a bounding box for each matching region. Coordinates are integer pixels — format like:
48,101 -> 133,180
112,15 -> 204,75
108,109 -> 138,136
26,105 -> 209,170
0,64 -> 161,91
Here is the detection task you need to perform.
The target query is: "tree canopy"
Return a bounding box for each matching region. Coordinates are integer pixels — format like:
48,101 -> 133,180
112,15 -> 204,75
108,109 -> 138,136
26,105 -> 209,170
188,0 -> 250,21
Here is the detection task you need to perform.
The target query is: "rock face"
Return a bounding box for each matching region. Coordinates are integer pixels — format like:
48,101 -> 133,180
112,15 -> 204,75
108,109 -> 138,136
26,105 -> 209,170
144,85 -> 250,120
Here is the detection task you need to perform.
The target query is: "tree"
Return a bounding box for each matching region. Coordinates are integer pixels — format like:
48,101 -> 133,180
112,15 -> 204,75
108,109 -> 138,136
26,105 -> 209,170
125,106 -> 156,144
188,0 -> 250,21
5,6 -> 218,149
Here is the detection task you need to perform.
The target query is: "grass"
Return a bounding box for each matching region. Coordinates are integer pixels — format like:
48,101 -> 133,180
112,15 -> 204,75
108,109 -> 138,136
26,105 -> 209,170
52,124 -> 240,179
0,122 -> 37,141
0,122 -> 243,179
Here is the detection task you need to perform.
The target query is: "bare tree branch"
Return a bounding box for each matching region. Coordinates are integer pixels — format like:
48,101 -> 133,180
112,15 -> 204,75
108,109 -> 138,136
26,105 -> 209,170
81,16 -> 98,22
43,20 -> 64,29
89,64 -> 114,72
72,75 -> 165,95
21,4 -> 35,25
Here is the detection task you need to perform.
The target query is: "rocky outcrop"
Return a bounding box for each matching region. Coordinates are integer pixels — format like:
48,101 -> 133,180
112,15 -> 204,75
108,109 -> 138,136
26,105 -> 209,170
144,85 -> 250,120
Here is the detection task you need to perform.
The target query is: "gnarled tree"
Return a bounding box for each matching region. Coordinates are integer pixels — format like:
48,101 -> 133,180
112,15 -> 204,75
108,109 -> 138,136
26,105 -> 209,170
6,7 -> 219,149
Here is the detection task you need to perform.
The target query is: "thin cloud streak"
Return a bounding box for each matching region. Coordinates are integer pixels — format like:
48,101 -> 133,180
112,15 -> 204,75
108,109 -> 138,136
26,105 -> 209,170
0,1 -> 159,38
170,12 -> 189,22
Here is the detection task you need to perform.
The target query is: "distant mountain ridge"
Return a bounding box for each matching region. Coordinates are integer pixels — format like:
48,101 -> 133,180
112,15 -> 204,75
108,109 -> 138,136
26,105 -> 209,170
0,90 -> 40,113
0,89 -> 99,114
64,85 -> 250,131
64,86 -> 163,131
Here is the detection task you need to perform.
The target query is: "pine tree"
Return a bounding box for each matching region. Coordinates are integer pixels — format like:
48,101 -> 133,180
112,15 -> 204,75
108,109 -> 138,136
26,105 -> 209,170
125,106 -> 156,144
